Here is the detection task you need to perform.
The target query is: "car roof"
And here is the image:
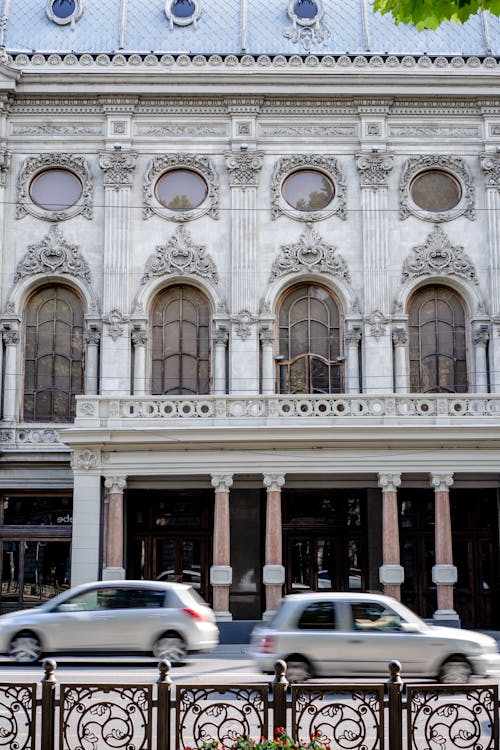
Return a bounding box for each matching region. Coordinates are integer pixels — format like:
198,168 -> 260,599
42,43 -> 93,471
66,580 -> 192,593
283,592 -> 397,604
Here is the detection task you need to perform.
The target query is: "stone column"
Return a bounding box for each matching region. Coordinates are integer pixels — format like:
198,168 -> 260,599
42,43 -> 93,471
378,473 -> 404,600
210,474 -> 233,620
213,328 -> 229,395
345,327 -> 362,393
225,151 -> 263,394
84,328 -> 100,396
70,449 -> 102,585
103,475 -> 127,580
99,150 -> 137,396
260,327 -> 275,395
473,327 -> 489,393
480,154 -> 500,391
132,328 -> 148,396
263,473 -> 286,619
430,473 -> 458,623
392,328 -> 409,393
2,329 -> 18,422
356,152 -> 394,393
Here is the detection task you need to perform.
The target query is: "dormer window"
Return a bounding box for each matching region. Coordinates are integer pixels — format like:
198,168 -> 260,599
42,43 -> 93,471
293,0 -> 319,20
46,0 -> 83,26
165,0 -> 201,27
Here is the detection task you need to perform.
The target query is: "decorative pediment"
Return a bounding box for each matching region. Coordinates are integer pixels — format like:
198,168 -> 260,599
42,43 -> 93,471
402,225 -> 478,285
270,223 -> 351,283
14,225 -> 92,284
141,225 -> 218,284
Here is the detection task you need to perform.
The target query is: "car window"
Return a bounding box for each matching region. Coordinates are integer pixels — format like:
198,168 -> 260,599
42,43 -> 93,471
110,588 -> 166,609
297,601 -> 336,630
351,602 -> 401,631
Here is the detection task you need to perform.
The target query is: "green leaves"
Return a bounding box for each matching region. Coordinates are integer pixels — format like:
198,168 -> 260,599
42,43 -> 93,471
373,0 -> 500,31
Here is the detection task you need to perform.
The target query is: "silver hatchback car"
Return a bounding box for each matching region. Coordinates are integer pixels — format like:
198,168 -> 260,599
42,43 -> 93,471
250,592 -> 500,683
0,579 -> 219,663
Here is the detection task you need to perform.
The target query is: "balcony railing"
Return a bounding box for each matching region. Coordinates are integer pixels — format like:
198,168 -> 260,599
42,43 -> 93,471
3,658 -> 498,750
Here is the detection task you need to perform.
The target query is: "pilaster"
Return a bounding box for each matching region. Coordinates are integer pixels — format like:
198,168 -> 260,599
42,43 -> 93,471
70,449 -> 102,585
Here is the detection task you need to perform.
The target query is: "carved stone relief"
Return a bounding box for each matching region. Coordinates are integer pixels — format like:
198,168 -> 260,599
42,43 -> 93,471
17,152 -> 93,221
142,225 -> 218,284
480,153 -> 500,188
366,310 -> 389,339
271,155 -> 346,222
14,224 -> 92,284
270,223 -> 351,282
143,153 -> 218,221
401,224 -> 478,285
356,153 -> 394,188
99,150 -> 137,188
283,0 -> 329,51
225,152 -> 263,188
399,154 -> 475,222
231,310 -> 258,340
102,309 -> 129,341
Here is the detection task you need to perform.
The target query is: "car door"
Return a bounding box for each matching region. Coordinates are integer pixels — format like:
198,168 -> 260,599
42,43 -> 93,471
291,600 -> 349,676
346,600 -> 430,676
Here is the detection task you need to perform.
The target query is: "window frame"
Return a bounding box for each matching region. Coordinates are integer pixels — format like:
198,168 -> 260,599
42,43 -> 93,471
400,155 -> 474,223
17,154 -> 93,222
45,0 -> 83,26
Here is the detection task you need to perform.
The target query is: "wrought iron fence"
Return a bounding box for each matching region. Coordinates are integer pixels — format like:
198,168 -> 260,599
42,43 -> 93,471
2,658 -> 498,750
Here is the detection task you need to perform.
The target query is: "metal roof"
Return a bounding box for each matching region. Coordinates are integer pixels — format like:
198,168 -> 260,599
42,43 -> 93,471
0,0 -> 498,57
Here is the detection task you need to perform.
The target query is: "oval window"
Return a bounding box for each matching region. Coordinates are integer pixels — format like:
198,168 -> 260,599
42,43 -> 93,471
29,169 -> 83,211
51,0 -> 76,19
155,170 -> 208,211
171,0 -> 195,18
282,170 -> 335,212
410,170 -> 462,213
293,0 -> 319,20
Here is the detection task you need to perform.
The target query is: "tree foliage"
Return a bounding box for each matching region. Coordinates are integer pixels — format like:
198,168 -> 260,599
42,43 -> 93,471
373,0 -> 500,31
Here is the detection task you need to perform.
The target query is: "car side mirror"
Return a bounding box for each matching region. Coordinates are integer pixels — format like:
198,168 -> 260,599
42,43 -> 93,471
400,622 -> 421,633
57,603 -> 80,613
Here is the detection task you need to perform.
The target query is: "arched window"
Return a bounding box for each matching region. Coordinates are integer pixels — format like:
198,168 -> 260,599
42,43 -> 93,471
24,285 -> 85,422
151,285 -> 210,395
278,284 -> 343,394
408,285 -> 468,393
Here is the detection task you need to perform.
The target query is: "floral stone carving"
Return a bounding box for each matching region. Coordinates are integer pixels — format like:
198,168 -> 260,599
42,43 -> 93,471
402,224 -> 478,285
142,225 -> 218,284
14,224 -> 92,284
270,223 -> 351,282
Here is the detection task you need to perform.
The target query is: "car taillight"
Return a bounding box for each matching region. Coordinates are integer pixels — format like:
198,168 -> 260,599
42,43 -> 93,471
182,607 -> 206,622
260,635 -> 275,654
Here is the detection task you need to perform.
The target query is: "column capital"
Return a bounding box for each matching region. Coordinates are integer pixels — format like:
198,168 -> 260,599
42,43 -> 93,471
356,152 -> 394,188
346,327 -> 362,346
84,329 -> 101,346
259,328 -> 274,346
480,152 -> 500,189
99,150 -> 138,188
104,475 -> 127,494
213,328 -> 229,347
211,474 -> 233,492
131,330 -> 148,348
378,473 -> 401,492
225,151 -> 264,188
263,474 -> 286,492
473,328 -> 489,347
392,328 -> 408,347
430,473 -> 454,492
2,329 -> 18,346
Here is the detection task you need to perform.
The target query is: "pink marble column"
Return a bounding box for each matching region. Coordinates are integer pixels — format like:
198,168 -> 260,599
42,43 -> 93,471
378,473 -> 404,600
430,473 -> 458,622
263,474 -> 285,618
210,474 -> 233,620
103,476 -> 126,579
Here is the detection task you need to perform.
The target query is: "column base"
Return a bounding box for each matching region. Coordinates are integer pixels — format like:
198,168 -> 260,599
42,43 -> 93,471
262,609 -> 277,621
433,609 -> 460,627
215,611 -> 233,621
102,566 -> 125,580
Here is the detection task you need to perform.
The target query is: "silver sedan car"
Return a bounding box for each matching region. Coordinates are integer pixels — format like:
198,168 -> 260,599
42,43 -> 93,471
250,592 -> 500,682
0,579 -> 219,663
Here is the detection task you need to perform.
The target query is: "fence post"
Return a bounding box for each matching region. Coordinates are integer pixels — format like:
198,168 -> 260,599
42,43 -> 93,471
272,660 -> 288,737
387,660 -> 403,750
157,659 -> 172,750
40,658 -> 57,750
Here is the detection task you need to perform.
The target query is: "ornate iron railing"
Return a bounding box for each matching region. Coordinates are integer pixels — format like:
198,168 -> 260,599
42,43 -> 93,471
1,659 -> 498,750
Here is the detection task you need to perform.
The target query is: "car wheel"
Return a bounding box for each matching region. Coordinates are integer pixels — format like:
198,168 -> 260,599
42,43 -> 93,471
153,633 -> 187,662
9,631 -> 42,663
285,657 -> 312,683
438,657 -> 472,683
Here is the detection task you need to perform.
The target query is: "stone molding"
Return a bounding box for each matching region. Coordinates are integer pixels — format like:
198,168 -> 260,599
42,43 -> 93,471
102,309 -> 129,341
377,473 -> 401,492
263,564 -> 285,585
225,152 -> 263,188
143,153 -> 218,221
356,152 -> 394,188
14,225 -> 92,285
399,154 -> 475,222
379,564 -> 404,585
270,223 -> 351,282
210,565 -> 232,585
432,564 -> 458,584
99,150 -> 137,188
17,152 -> 93,221
141,225 -> 218,285
211,474 -> 233,492
263,474 -> 286,492
271,155 -> 346,222
402,225 -> 478,285
430,473 -> 454,492
104,475 -> 127,494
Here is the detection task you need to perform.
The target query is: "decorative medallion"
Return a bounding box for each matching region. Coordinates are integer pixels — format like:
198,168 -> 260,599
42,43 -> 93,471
143,154 -> 218,222
402,225 -> 478,285
142,225 -> 218,284
271,155 -> 346,221
270,223 -> 350,282
14,225 -> 92,284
